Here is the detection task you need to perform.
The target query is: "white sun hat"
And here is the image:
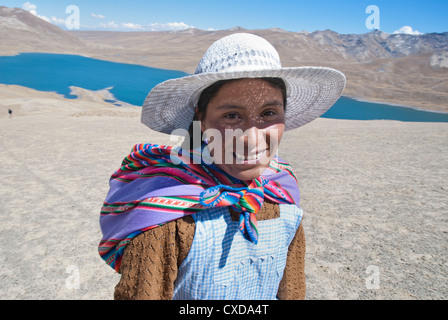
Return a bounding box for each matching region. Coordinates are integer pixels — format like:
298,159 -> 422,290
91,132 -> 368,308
141,33 -> 346,134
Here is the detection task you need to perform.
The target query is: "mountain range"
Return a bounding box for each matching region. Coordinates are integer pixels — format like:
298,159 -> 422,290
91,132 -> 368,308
1,6 -> 447,112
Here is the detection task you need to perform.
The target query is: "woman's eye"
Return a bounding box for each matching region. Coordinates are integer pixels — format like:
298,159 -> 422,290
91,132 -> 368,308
262,110 -> 276,118
224,112 -> 241,120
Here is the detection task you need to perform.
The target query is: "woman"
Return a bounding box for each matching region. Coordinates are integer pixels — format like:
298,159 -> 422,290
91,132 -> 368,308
99,33 -> 345,300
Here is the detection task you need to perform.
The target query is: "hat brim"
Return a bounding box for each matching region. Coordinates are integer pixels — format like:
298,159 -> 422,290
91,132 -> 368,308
141,66 -> 346,134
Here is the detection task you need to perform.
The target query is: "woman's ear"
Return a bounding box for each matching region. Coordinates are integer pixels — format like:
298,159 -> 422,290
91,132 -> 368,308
195,107 -> 205,133
194,106 -> 200,120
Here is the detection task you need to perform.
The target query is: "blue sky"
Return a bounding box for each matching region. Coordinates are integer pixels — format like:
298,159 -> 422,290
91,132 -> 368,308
2,0 -> 447,34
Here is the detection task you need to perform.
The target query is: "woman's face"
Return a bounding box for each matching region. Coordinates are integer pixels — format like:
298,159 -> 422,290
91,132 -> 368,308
199,78 -> 286,181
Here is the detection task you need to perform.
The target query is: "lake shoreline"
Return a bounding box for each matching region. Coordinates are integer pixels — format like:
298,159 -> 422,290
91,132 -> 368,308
344,94 -> 448,115
1,52 -> 447,116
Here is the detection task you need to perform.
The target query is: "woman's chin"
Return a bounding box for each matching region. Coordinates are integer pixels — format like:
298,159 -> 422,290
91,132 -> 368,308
216,162 -> 271,181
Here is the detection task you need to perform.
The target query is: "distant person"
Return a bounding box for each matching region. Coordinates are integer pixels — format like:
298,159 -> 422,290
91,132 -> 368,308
99,33 -> 346,300
8,109 -> 12,118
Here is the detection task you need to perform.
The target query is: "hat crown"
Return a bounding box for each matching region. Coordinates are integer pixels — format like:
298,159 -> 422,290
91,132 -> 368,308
195,33 -> 282,74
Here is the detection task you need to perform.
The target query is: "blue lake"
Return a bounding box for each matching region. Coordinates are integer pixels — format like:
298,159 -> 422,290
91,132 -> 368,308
0,53 -> 188,106
1,53 -> 448,123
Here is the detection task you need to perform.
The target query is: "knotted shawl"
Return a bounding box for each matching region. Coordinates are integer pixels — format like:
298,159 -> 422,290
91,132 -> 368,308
99,143 -> 300,273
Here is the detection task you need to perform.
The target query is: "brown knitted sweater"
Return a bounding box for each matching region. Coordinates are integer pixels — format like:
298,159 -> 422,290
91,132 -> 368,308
114,201 -> 306,300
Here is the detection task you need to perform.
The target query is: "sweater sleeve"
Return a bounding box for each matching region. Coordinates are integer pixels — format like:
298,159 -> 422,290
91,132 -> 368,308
277,222 -> 306,300
114,215 -> 195,300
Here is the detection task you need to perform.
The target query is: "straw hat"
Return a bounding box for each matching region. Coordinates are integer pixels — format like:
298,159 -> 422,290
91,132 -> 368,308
142,33 -> 346,134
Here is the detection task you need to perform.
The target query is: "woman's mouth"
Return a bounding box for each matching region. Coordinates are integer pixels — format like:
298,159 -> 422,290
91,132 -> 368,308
233,149 -> 267,164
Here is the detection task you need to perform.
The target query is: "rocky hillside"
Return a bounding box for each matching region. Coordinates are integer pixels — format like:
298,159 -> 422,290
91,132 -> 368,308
308,29 -> 448,61
69,28 -> 448,70
0,6 -> 85,55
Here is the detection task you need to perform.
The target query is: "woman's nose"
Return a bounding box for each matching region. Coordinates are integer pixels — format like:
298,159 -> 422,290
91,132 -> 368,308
240,126 -> 266,153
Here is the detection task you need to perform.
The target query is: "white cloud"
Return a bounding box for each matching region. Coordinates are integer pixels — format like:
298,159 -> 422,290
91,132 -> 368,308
95,20 -> 194,31
98,21 -> 120,29
92,13 -> 105,19
22,2 -> 36,12
22,2 -> 47,21
21,3 -> 197,32
393,26 -> 423,35
22,2 -> 65,26
121,22 -> 144,30
146,21 -> 194,31
51,16 -> 66,26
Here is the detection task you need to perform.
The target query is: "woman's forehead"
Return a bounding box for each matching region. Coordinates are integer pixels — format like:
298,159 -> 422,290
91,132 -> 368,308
210,79 -> 284,105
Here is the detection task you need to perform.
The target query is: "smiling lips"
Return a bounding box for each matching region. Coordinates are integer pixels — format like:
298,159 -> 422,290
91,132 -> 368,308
233,149 -> 268,163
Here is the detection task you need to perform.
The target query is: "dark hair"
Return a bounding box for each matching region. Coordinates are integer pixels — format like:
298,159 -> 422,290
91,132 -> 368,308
187,77 -> 287,146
